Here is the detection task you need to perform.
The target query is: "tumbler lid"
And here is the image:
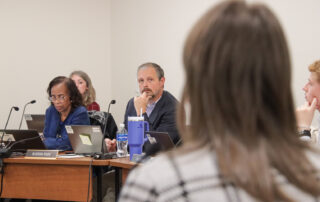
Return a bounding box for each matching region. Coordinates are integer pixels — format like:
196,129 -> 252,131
128,116 -> 144,121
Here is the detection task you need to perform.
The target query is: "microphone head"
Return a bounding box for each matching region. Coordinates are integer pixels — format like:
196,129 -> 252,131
111,100 -> 116,104
13,106 -> 19,111
30,100 -> 36,104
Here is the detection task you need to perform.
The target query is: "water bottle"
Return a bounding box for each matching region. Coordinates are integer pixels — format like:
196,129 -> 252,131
116,123 -> 128,157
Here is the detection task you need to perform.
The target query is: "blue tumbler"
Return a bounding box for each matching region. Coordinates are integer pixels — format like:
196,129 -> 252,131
128,116 -> 149,160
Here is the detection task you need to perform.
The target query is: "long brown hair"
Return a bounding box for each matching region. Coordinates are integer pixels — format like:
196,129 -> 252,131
179,1 -> 320,201
70,70 -> 96,107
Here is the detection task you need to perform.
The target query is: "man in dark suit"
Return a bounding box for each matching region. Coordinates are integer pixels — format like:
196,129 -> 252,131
124,62 -> 180,144
105,62 -> 180,152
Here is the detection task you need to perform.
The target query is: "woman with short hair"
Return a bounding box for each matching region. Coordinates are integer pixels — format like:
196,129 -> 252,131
44,76 -> 90,150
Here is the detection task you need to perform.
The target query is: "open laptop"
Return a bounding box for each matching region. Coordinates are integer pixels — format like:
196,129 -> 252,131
0,129 -> 46,151
65,125 -> 103,155
24,114 -> 45,133
145,131 -> 175,151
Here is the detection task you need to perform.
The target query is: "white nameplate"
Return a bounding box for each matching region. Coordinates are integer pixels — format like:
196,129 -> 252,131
25,150 -> 58,159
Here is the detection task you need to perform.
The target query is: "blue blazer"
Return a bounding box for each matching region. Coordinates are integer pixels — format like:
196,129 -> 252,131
43,105 -> 90,150
124,90 -> 180,144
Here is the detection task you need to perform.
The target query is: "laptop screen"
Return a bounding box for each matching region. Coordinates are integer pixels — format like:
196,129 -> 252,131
66,125 -> 103,155
24,114 -> 45,133
145,131 -> 175,151
0,129 -> 46,151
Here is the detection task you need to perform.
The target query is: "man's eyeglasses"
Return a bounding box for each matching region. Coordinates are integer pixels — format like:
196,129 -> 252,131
49,95 -> 68,102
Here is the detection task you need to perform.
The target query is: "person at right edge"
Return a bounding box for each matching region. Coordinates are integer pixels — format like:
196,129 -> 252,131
119,1 -> 320,201
105,62 -> 180,152
296,60 -> 320,142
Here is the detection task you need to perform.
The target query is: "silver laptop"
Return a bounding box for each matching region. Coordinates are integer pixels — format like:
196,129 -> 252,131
24,114 -> 45,133
65,125 -> 103,155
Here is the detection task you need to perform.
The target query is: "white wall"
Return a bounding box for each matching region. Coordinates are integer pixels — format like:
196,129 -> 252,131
109,0 -> 216,124
109,0 -> 320,125
0,0 -> 320,128
265,0 -> 320,124
252,0 -> 320,101
0,0 -> 111,129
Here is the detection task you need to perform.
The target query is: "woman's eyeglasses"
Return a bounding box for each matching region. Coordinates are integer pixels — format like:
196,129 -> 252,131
49,95 -> 68,102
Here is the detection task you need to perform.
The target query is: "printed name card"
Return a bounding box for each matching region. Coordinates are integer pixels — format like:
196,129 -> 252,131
25,150 -> 59,159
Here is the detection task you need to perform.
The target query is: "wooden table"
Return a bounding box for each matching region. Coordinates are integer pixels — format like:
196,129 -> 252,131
0,156 -> 110,201
108,157 -> 136,200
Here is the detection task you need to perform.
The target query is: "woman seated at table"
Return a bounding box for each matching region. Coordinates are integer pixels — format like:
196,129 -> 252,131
44,76 -> 90,150
70,70 -> 100,111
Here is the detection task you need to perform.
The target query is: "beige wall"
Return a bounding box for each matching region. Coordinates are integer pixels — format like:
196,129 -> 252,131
109,0 -> 320,125
109,0 -> 212,124
0,0 -> 111,129
1,0 -> 320,129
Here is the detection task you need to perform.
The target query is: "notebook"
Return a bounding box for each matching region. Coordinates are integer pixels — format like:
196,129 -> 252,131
24,114 -> 45,133
0,129 -> 46,151
65,125 -> 103,155
145,131 -> 175,151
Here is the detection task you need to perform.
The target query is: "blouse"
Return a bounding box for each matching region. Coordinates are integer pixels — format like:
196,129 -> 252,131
43,105 -> 90,150
87,101 -> 100,111
119,146 -> 320,202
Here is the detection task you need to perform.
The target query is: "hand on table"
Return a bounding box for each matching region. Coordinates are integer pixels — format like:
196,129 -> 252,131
104,138 -> 117,152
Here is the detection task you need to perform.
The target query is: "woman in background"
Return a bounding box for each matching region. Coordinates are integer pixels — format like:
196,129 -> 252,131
119,1 -> 320,201
44,76 -> 90,150
70,70 -> 100,111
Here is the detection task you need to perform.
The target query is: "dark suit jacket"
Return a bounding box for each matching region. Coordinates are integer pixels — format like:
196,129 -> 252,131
124,90 -> 180,144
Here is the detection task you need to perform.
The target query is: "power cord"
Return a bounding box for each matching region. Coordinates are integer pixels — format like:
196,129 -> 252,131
87,158 -> 93,202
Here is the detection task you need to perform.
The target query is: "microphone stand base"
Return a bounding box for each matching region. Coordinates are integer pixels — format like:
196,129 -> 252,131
93,152 -> 117,159
0,148 -> 12,158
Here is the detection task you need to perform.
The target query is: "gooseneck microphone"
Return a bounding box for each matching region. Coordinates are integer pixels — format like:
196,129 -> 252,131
1,106 -> 19,150
18,100 -> 36,129
103,100 -> 116,136
4,106 -> 19,130
101,100 -> 116,158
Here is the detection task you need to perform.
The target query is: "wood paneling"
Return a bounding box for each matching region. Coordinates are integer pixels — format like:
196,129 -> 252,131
0,156 -> 110,201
